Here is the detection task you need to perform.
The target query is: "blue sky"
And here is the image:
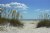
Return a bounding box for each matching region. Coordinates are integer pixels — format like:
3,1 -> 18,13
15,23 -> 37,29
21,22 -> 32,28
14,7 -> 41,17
0,0 -> 50,19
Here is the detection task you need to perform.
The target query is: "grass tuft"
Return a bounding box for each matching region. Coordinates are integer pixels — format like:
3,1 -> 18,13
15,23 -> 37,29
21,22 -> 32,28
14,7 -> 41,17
0,18 -> 24,28
36,19 -> 50,28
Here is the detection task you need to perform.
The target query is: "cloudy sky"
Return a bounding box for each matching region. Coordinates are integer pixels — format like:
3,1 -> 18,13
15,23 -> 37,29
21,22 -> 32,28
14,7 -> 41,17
0,0 -> 50,19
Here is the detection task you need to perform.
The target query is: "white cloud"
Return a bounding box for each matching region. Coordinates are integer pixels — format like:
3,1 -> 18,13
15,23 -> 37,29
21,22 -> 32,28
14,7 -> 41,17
10,2 -> 28,10
0,4 -> 4,6
5,4 -> 11,7
0,2 -> 28,10
22,11 -> 28,14
34,9 -> 50,14
34,9 -> 50,11
45,10 -> 50,12
34,9 -> 41,11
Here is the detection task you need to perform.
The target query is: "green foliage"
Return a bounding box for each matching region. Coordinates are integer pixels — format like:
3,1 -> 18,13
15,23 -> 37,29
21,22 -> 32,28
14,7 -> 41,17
10,19 -> 24,27
0,18 -> 24,28
36,19 -> 50,28
0,18 -> 7,25
0,8 -> 23,28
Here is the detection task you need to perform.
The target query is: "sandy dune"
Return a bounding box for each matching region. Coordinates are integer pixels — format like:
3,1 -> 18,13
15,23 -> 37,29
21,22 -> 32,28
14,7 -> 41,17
0,21 -> 50,33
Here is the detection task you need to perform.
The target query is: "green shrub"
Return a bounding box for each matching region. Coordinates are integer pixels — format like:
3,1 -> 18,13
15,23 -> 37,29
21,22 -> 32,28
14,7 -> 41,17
36,19 -> 50,28
0,18 -> 10,25
10,19 -> 24,27
0,18 -> 24,28
0,18 -> 7,25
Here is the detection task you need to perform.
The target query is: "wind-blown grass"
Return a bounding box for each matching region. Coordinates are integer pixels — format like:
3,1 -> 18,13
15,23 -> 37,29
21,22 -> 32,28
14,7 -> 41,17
10,19 -> 24,27
36,19 -> 50,28
0,18 -> 24,28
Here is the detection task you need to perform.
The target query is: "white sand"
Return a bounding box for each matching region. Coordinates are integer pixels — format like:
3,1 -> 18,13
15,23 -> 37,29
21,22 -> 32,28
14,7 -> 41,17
0,20 -> 50,33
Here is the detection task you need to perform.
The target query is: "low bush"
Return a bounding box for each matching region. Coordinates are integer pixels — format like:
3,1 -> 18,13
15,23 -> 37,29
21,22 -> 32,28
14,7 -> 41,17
10,19 -> 24,27
0,18 -> 7,25
36,19 -> 50,28
0,18 -> 24,28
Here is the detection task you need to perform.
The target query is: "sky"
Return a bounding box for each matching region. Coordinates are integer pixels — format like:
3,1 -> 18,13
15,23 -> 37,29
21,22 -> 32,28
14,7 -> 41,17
0,0 -> 50,19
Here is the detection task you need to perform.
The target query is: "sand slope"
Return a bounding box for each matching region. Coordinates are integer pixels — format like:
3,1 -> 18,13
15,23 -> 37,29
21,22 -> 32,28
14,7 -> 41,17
0,21 -> 50,33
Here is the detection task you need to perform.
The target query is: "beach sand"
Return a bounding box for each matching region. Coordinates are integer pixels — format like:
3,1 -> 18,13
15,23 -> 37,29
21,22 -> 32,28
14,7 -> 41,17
0,20 -> 50,33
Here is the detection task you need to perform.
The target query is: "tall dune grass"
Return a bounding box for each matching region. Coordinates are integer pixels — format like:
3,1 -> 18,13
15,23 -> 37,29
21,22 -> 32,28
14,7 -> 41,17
36,19 -> 50,28
10,19 -> 24,27
0,18 -> 24,28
